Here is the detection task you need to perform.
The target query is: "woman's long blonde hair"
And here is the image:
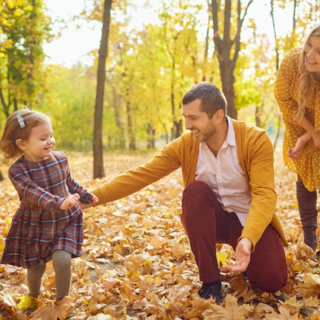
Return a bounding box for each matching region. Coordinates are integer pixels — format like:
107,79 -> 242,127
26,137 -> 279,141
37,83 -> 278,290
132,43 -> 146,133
299,24 -> 320,117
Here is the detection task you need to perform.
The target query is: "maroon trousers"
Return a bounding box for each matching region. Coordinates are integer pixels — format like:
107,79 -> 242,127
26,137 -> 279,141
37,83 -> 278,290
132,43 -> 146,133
182,181 -> 287,293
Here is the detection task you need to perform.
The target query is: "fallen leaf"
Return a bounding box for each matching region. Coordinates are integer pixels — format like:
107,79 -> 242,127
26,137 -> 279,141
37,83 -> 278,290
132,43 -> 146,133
30,296 -> 73,320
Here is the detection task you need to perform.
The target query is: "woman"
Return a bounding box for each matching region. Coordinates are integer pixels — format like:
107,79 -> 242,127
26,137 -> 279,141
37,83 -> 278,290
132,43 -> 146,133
275,24 -> 320,253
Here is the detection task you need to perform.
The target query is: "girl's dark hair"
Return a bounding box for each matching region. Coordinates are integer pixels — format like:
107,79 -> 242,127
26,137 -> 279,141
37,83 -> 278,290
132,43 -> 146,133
182,82 -> 227,119
0,109 -> 51,163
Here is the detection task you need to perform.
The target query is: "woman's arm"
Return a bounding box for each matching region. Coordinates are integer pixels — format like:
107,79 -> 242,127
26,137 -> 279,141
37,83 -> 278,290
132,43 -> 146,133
291,113 -> 320,149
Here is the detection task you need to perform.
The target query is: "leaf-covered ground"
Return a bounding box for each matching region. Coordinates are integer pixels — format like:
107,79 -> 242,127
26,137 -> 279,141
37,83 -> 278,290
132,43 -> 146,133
1,150 -> 320,320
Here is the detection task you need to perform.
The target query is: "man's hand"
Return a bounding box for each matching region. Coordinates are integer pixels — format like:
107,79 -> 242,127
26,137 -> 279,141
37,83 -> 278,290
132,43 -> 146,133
222,238 -> 252,272
60,194 -> 80,210
78,195 -> 99,210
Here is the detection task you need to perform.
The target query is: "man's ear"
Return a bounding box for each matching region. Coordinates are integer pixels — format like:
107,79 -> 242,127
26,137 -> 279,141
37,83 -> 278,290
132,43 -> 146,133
15,139 -> 27,151
214,109 -> 225,123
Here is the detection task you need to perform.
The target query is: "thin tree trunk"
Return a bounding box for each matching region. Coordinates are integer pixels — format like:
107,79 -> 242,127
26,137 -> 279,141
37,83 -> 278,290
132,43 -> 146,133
0,56 -> 12,117
271,0 -> 281,150
112,86 -> 125,148
126,101 -> 135,150
273,114 -> 281,150
270,0 -> 279,71
203,0 -> 211,82
292,0 -> 297,30
147,124 -> 155,149
255,106 -> 261,128
171,60 -> 176,140
93,0 -> 112,179
26,0 -> 36,109
161,122 -> 169,144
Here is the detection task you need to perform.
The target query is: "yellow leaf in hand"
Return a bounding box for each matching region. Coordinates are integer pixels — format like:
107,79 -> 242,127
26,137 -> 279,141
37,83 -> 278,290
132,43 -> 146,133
216,252 -> 228,265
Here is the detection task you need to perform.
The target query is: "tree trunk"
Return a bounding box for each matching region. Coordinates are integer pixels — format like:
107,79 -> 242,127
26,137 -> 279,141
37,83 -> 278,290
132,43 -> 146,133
171,61 -> 176,141
211,0 -> 254,119
112,86 -> 125,148
93,0 -> 112,179
220,65 -> 237,119
147,123 -> 155,149
255,106 -> 261,128
273,114 -> 281,150
26,0 -> 36,108
202,0 -> 211,82
292,0 -> 297,30
126,101 -> 135,150
271,0 -> 281,150
0,57 -> 12,117
163,123 -> 169,144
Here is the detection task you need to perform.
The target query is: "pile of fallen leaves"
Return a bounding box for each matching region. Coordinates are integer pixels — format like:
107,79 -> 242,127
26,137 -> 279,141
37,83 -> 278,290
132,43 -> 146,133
1,150 -> 320,320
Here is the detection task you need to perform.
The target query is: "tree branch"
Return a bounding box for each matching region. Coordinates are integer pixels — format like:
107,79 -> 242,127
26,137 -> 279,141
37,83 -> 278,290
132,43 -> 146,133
211,0 -> 222,51
231,0 -> 255,70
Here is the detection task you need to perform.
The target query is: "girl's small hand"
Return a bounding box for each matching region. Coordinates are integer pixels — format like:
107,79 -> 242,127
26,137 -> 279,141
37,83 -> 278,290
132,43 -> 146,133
78,196 -> 99,210
60,194 -> 80,210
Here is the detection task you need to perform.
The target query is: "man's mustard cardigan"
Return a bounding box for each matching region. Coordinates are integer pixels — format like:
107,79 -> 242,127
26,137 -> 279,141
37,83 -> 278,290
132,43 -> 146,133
91,119 -> 288,249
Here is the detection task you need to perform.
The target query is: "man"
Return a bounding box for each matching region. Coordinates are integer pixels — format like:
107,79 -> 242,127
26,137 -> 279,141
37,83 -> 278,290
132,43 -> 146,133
86,82 -> 288,303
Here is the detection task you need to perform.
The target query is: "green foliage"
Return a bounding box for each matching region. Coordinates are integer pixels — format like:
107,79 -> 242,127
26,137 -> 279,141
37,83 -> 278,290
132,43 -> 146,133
1,0 -> 319,150
0,0 -> 53,116
39,64 -> 97,150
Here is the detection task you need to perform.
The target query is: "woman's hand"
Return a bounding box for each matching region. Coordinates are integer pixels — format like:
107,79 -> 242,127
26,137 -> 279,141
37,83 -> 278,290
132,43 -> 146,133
60,194 -> 80,210
312,131 -> 320,149
288,133 -> 311,159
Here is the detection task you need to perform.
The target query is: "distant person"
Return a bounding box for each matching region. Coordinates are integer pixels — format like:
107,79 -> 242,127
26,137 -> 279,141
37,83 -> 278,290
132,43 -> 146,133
0,110 -> 98,316
83,82 -> 288,303
275,24 -> 320,254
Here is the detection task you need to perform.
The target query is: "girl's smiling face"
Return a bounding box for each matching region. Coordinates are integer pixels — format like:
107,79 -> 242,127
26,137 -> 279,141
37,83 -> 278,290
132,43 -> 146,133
305,35 -> 320,76
16,121 -> 55,162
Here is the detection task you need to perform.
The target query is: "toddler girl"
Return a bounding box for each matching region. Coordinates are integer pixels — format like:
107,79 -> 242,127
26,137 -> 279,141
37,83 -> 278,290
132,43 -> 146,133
0,109 -> 98,315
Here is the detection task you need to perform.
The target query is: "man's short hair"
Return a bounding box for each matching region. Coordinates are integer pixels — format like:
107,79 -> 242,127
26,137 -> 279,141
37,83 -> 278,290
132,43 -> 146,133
182,82 -> 227,119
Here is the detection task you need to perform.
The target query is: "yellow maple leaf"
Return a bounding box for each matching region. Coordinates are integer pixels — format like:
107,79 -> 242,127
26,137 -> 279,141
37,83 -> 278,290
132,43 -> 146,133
16,296 -> 37,310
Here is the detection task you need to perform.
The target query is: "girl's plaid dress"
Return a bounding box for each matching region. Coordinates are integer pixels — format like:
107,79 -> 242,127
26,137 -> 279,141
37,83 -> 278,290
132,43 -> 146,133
1,151 -> 93,269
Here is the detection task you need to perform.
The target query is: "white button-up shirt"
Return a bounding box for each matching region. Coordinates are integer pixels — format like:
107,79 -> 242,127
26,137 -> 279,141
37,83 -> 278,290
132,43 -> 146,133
195,116 -> 251,226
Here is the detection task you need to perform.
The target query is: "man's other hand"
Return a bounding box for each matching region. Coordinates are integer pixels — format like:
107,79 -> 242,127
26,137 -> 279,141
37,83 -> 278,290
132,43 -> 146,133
221,237 -> 252,272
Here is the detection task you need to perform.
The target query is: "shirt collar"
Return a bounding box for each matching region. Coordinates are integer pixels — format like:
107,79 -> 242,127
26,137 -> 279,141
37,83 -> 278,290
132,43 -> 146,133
225,116 -> 236,147
199,115 -> 236,149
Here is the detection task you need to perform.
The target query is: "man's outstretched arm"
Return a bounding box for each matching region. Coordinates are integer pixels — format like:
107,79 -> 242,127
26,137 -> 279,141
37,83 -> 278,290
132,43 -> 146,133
88,138 -> 183,206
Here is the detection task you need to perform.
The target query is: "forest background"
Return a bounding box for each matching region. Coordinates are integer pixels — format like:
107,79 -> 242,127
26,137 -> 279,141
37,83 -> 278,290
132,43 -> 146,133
2,1 -> 320,319
0,0 -> 319,175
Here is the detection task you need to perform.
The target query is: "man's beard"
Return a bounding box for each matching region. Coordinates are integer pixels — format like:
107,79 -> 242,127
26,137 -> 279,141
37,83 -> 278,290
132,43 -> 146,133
193,122 -> 216,142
